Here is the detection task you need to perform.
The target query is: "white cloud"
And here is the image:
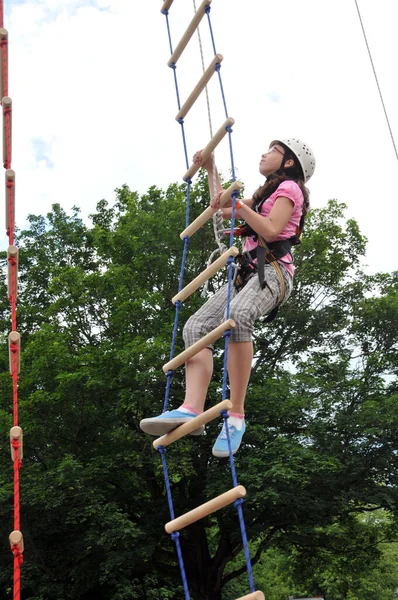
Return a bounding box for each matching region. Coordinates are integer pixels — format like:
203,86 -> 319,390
1,0 -> 397,276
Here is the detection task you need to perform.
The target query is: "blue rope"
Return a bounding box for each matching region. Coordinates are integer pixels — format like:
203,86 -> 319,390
179,122 -> 191,172
204,4 -> 257,591
159,447 -> 191,600
163,10 -> 174,55
160,5 -> 257,596
205,6 -> 217,55
220,411 -> 255,593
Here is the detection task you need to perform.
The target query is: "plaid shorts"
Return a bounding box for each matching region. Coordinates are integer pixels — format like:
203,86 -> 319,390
182,262 -> 293,348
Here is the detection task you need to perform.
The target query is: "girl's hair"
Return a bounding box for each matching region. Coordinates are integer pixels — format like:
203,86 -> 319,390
252,147 -> 310,220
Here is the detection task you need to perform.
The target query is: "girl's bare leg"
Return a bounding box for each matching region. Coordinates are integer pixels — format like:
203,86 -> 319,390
183,342 -> 252,416
183,348 -> 213,413
227,341 -> 253,414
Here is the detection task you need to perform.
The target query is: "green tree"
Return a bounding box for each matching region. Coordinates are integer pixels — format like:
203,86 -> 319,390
0,177 -> 397,599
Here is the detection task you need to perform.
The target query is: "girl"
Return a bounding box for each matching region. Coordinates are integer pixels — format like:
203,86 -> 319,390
140,138 -> 315,457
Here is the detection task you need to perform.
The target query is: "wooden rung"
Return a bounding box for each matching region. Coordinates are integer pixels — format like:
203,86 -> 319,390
167,0 -> 212,67
180,180 -> 243,239
5,169 -> 15,230
10,426 -> 23,461
8,331 -> 21,374
2,96 -> 12,167
172,246 -> 239,304
9,530 -> 24,553
176,54 -> 223,121
0,29 -> 8,100
165,485 -> 246,533
183,117 -> 234,182
160,0 -> 174,11
234,592 -> 265,600
162,319 -> 235,373
153,399 -> 232,449
7,245 -> 18,299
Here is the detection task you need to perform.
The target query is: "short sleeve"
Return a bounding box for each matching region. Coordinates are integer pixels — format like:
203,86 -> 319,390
274,180 -> 302,208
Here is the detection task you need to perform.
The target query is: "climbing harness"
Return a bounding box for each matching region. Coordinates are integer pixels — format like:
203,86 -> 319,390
0,9 -> 24,600
224,196 -> 304,321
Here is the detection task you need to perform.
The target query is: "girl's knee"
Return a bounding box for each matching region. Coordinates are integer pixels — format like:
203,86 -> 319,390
229,304 -> 250,331
183,314 -> 203,347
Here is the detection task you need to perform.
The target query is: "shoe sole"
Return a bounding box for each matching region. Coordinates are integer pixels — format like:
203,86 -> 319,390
212,448 -> 238,458
140,418 -> 204,437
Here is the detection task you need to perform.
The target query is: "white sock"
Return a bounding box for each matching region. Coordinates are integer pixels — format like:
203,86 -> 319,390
227,416 -> 245,430
177,404 -> 200,415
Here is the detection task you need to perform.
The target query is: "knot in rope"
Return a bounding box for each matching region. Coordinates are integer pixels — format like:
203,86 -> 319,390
10,342 -> 18,354
175,300 -> 181,310
6,179 -> 14,189
171,531 -> 180,541
215,62 -> 221,72
166,370 -> 173,380
11,545 -> 23,565
161,9 -> 169,15
220,409 -> 229,420
169,62 -> 176,70
178,117 -> 184,125
226,125 -> 233,133
0,39 -> 7,47
204,4 -> 211,14
223,330 -> 231,339
234,498 -> 244,508
184,177 -> 192,185
157,445 -> 166,456
8,256 -> 16,267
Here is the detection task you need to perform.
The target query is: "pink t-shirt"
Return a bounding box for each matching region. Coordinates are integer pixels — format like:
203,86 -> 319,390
243,180 -> 304,277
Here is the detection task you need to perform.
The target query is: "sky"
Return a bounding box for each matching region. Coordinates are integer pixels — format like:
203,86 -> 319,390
2,0 -> 398,275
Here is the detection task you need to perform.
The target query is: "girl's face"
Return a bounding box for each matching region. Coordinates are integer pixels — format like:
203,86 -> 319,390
259,145 -> 285,177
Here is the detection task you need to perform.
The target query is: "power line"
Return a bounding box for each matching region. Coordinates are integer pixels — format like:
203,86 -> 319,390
354,0 -> 398,162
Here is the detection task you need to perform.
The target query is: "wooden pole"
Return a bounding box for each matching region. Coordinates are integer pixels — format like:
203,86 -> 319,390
165,485 -> 246,533
182,117 -> 234,182
10,426 -> 23,461
176,54 -> 223,121
7,245 -> 18,299
160,0 -> 174,11
9,531 -> 24,552
2,96 -> 11,167
153,399 -> 232,449
5,169 -> 15,230
235,592 -> 265,600
162,319 -> 235,373
8,331 -> 20,374
0,29 -> 8,100
180,180 -> 243,239
167,0 -> 212,67
172,246 -> 239,304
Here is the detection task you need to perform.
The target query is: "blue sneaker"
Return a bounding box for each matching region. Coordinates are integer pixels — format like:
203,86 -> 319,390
212,420 -> 246,458
140,409 -> 204,437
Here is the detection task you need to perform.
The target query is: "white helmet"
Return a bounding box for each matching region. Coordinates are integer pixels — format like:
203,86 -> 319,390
271,138 -> 316,182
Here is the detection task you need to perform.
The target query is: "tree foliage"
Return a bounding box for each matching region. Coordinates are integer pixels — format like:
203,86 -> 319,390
0,175 -> 397,599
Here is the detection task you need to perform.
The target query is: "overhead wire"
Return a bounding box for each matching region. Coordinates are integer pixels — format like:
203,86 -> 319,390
354,0 -> 398,162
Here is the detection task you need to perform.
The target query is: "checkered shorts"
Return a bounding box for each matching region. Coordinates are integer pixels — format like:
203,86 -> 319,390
182,262 -> 293,348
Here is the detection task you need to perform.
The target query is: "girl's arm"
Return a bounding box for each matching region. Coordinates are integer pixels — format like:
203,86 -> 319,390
235,196 -> 294,242
193,150 -> 255,219
221,198 -> 253,218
